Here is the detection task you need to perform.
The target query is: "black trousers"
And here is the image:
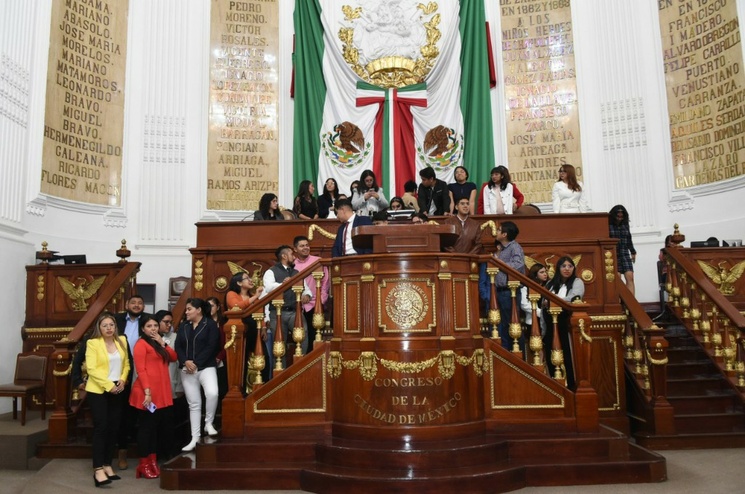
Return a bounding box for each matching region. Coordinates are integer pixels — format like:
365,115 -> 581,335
88,391 -> 125,468
136,406 -> 170,457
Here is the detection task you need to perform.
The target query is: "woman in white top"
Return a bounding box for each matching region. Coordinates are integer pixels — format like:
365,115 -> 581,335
481,166 -> 514,215
552,164 -> 591,213
520,263 -> 549,337
352,169 -> 388,216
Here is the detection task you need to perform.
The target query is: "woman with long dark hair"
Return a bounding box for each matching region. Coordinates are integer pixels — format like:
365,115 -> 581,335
175,298 -> 220,451
254,193 -> 285,221
317,178 -> 340,218
544,256 -> 585,388
226,272 -> 269,387
520,263 -> 549,337
293,180 -> 319,220
129,314 -> 177,479
552,164 -> 590,213
480,165 -> 514,215
609,204 -> 636,295
351,169 -> 388,216
86,312 -> 130,487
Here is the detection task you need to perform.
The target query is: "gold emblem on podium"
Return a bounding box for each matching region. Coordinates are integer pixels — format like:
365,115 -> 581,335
385,282 -> 428,330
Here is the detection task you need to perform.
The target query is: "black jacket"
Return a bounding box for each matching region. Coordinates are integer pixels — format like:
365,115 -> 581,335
175,317 -> 220,371
417,179 -> 451,216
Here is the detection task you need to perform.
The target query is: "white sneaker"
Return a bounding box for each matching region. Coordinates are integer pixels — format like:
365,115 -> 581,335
204,423 -> 218,436
181,438 -> 199,452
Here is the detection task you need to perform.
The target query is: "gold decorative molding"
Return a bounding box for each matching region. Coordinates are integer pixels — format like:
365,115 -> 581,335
253,354 -> 327,413
343,280 -> 361,333
696,259 -> 745,295
480,220 -> 498,237
307,223 -> 337,241
36,275 -> 45,301
590,315 -> 627,322
24,327 -> 75,333
194,259 -> 204,291
327,349 -> 489,381
604,251 -> 615,282
52,363 -> 72,377
594,336 -> 621,411
488,352 -> 565,409
215,276 -> 228,290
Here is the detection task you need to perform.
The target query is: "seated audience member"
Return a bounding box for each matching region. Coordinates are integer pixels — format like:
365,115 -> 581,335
318,178 -> 341,219
479,166 -> 514,215
293,180 -> 319,220
543,256 -> 584,388
418,167 -> 451,216
448,166 -> 477,215
372,210 -> 389,225
411,212 -> 429,224
129,315 -> 177,479
254,193 -> 285,221
349,180 -> 360,197
520,263 -> 549,337
352,169 -> 388,216
389,197 -> 404,211
445,198 -> 482,254
401,180 -> 420,212
332,198 -> 373,257
478,221 -> 526,351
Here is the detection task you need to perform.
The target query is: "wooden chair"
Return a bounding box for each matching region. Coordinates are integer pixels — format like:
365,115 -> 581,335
0,353 -> 48,425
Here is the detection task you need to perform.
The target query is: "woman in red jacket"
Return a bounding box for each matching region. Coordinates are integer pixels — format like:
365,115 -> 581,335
129,314 -> 177,479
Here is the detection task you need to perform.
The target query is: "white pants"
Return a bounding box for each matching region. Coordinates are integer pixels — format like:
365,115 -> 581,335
181,366 -> 218,438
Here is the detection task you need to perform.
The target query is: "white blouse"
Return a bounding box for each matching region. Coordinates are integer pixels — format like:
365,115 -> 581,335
482,183 -> 514,215
552,181 -> 591,213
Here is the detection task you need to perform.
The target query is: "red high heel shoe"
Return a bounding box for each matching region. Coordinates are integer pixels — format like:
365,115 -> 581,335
135,457 -> 158,479
148,453 -> 160,477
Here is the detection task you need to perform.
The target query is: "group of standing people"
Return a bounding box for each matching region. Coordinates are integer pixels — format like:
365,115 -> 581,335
81,295 -> 222,486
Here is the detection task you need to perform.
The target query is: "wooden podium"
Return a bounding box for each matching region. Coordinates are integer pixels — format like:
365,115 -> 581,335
352,223 -> 458,253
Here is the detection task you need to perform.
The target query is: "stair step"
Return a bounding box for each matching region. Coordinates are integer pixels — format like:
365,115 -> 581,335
666,361 -> 718,379
666,347 -> 708,363
315,436 -> 509,470
635,431 -> 745,450
666,376 -> 730,395
674,412 -> 745,433
667,393 -> 742,414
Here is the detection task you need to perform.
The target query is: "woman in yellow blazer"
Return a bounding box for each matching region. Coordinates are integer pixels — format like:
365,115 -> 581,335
85,311 -> 130,487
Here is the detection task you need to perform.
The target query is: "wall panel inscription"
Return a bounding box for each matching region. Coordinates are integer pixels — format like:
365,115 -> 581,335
659,0 -> 745,188
41,0 -> 128,206
500,0 -> 582,204
207,0 -> 279,211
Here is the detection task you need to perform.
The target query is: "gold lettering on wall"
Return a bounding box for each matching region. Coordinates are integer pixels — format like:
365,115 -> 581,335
500,0 -> 582,203
658,0 -> 745,188
207,0 -> 279,211
41,0 -> 128,206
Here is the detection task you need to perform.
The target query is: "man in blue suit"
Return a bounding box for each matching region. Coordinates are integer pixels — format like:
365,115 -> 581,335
332,198 -> 373,257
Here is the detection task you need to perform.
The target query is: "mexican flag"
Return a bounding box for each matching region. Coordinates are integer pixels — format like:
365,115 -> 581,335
293,0 -> 494,198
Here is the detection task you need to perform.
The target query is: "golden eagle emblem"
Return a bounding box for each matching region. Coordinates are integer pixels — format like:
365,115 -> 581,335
58,276 -> 107,311
696,259 -> 745,296
227,261 -> 263,288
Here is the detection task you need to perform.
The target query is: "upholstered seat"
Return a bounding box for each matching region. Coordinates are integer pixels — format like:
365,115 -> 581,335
0,353 -> 47,425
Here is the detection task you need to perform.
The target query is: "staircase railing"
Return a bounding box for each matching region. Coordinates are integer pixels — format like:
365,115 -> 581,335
617,278 -> 675,435
221,258 -> 329,437
664,246 -> 745,392
47,261 -> 141,444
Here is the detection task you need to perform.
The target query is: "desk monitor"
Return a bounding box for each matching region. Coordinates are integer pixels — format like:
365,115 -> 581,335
63,255 -> 87,264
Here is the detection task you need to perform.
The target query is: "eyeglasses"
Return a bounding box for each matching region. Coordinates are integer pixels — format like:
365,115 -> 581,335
558,169 -> 566,173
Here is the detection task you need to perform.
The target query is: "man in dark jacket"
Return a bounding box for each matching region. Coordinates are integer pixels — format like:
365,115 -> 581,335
331,198 -> 373,257
417,167 -> 451,216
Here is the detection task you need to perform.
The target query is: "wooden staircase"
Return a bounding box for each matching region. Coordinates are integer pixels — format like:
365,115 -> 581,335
162,425 -> 666,493
631,323 -> 745,449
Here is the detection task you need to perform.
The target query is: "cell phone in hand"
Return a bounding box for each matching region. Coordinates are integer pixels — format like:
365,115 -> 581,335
147,402 -> 157,413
